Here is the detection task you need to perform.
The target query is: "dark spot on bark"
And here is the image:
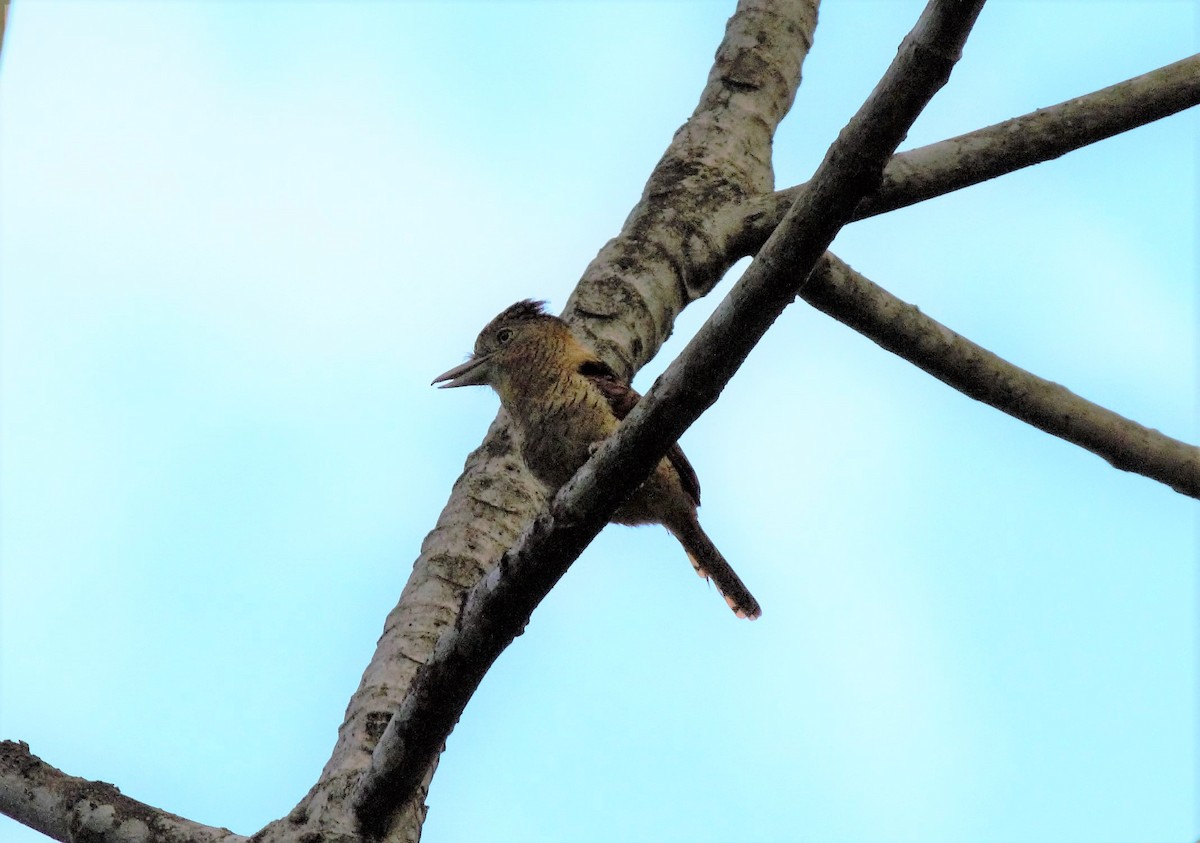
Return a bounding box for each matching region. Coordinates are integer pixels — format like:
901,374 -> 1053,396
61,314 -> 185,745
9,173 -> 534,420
287,805 -> 308,825
722,76 -> 761,93
365,710 -> 393,743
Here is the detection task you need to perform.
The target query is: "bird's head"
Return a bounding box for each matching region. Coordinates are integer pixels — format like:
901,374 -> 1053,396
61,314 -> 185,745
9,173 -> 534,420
432,299 -> 562,389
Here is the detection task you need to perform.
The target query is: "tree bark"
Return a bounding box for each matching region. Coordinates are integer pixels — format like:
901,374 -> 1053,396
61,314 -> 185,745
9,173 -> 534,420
0,742 -> 245,843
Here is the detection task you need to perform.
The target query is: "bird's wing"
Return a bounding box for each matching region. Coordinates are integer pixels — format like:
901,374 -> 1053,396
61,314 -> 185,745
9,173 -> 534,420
579,360 -> 702,507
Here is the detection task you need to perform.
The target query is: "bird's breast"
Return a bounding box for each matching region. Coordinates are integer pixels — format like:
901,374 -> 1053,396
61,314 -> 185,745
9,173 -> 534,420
507,376 -> 617,492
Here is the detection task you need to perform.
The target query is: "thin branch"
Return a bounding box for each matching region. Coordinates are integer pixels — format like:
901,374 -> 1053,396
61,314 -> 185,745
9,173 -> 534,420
805,254 -> 1199,497
0,741 -> 247,843
735,53 -> 1200,252
350,0 -> 987,830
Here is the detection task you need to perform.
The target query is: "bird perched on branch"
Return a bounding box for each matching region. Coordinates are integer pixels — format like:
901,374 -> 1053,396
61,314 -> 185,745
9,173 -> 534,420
432,299 -> 761,619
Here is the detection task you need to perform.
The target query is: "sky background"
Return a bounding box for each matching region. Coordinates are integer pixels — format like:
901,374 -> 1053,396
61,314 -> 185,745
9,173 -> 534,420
0,2 -> 1196,842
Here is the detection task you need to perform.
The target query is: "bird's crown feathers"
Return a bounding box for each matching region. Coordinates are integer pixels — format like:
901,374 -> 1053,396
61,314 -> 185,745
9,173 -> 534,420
478,299 -> 556,339
492,299 -> 550,325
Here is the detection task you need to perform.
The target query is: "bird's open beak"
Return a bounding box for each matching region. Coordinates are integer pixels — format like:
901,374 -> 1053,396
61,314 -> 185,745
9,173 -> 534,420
432,355 -> 493,388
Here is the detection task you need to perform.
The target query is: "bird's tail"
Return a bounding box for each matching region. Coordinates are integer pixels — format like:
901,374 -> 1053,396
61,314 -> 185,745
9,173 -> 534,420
669,517 -> 762,620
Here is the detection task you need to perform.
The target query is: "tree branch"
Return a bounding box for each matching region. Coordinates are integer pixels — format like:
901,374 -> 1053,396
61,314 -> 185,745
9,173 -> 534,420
735,52 -> 1200,252
565,0 -> 820,372
0,741 -> 246,843
270,3 -> 823,842
804,253 -> 1199,496
350,0 -> 986,832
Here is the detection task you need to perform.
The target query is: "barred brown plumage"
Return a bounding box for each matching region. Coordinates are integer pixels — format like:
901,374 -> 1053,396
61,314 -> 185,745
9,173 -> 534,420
433,300 -> 761,619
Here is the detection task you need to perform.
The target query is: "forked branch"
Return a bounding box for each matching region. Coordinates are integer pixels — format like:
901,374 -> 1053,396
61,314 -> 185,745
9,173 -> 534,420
5,7 -> 1192,843
350,0 -> 987,833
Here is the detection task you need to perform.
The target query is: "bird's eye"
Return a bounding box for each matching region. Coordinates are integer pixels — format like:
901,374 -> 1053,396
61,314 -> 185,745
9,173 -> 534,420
496,327 -> 514,345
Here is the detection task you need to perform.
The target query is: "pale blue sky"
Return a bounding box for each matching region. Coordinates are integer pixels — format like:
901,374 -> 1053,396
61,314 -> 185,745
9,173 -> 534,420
0,3 -> 1195,842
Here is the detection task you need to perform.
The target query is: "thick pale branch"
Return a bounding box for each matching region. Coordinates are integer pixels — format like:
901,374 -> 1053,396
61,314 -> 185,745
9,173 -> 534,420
0,741 -> 246,843
805,254 -> 1199,497
350,0 -> 986,829
736,52 -> 1200,250
277,3 -> 822,842
567,0 -> 819,373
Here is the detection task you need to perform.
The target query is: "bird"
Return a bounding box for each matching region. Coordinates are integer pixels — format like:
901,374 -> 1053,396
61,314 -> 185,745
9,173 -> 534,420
432,299 -> 761,619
